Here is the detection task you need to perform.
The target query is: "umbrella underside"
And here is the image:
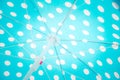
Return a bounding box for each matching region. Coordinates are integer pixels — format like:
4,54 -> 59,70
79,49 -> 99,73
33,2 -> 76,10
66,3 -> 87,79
0,0 -> 120,80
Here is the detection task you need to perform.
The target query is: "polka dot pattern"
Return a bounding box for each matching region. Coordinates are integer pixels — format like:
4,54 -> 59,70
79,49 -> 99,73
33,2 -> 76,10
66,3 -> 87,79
0,0 -> 120,80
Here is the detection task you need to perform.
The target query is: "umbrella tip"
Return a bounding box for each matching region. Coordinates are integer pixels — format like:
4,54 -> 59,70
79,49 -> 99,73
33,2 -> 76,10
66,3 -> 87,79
39,61 -> 43,64
46,34 -> 59,46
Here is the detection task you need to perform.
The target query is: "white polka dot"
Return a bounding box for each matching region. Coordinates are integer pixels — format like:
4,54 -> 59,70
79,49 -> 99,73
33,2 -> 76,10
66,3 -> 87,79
17,31 -> 24,36
112,13 -> 119,21
97,16 -> 104,23
97,35 -> 104,41
83,20 -> 90,26
58,22 -> 63,27
72,5 -> 77,10
83,69 -> 89,75
97,26 -> 105,32
88,48 -> 95,54
96,60 -> 103,66
112,42 -> 119,49
4,71 -> 10,77
82,30 -> 89,35
56,59 -> 65,65
48,49 -> 54,55
17,62 -> 23,67
7,22 -> 13,28
8,37 -> 15,42
24,14 -> 31,20
5,50 -> 11,55
71,75 -> 76,80
56,60 -> 60,65
56,8 -> 63,13
71,64 -> 77,70
60,48 -> 66,54
37,2 -> 44,8
0,42 -> 5,47
106,58 -> 113,65
30,54 -> 36,59
71,41 -> 77,46
37,16 -> 46,22
79,51 -> 85,56
0,15 -> 2,19
21,3 -> 28,9
38,70 -> 43,76
26,24 -> 32,30
118,57 -> 120,63
0,29 -> 4,35
7,2 -> 14,7
10,12 -> 17,17
18,43 -> 24,47
35,34 -> 42,39
112,24 -> 119,30
17,43 -> 24,47
30,76 -> 35,80
45,0 -> 51,4
83,9 -> 91,16
4,60 -> 11,66
112,2 -> 119,10
88,62 -> 94,67
99,46 -> 106,52
82,39 -> 88,43
54,75 -> 59,80
112,33 -> 120,39
51,27 -> 56,33
105,72 -> 111,79
62,44 -> 68,49
60,59 -> 65,65
26,39 -> 32,43
65,2 -> 72,8
69,25 -> 76,31
114,72 -> 120,79
16,72 -> 22,77
69,14 -> 76,20
48,13 -> 54,18
84,0 -> 91,5
69,34 -> 75,39
40,26 -> 46,31
97,5 -> 104,12
0,10 -> 3,14
47,64 -> 52,70
96,74 -> 102,80
58,30 -> 63,35
18,52 -> 24,57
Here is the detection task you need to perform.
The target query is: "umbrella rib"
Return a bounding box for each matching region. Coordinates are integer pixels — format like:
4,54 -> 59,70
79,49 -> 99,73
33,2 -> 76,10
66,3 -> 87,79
24,0 -> 34,43
60,39 -> 120,46
77,1 -> 86,9
0,53 -> 33,61
30,0 -> 51,34
1,13 -> 47,36
24,0 -> 41,56
0,25 -> 32,55
55,0 -> 78,35
57,42 -> 102,79
0,39 -> 46,50
45,45 -> 116,60
54,46 -> 66,80
41,65 -> 51,80
43,61 -> 85,80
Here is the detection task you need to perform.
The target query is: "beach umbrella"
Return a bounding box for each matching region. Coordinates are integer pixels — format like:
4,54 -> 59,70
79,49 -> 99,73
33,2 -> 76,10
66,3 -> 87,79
0,0 -> 120,80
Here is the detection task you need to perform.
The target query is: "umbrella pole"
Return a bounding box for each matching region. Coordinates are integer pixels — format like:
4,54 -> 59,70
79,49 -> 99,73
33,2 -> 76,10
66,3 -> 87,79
23,34 -> 58,80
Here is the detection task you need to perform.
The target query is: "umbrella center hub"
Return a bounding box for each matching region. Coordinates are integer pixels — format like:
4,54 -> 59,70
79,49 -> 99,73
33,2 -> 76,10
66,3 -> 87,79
47,34 -> 59,45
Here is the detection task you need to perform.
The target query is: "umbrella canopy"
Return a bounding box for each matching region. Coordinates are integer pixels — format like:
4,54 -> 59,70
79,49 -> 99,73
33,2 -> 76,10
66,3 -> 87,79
0,0 -> 120,80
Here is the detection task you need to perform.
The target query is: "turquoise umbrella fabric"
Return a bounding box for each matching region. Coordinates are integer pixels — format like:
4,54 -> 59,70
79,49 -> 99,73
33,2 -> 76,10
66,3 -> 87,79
0,0 -> 120,80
